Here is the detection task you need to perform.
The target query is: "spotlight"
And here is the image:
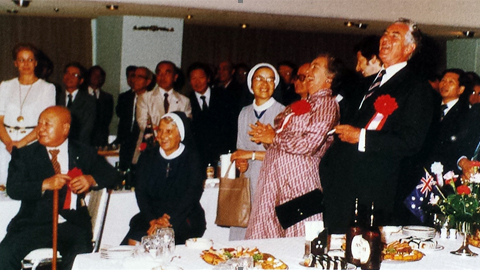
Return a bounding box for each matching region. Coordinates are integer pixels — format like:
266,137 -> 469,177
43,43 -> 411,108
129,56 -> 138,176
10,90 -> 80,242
7,9 -> 18,13
54,7 -> 59,12
186,15 -> 193,20
463,31 -> 475,38
12,0 -> 30,7
106,5 -> 118,11
240,23 -> 249,29
357,23 -> 368,29
344,21 -> 353,27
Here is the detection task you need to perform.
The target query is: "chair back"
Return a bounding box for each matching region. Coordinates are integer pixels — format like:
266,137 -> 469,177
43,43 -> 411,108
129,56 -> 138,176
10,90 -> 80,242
85,188 -> 111,252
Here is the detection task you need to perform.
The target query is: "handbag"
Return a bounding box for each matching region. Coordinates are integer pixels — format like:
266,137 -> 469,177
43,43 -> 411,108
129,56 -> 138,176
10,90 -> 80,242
275,189 -> 324,230
215,162 -> 251,228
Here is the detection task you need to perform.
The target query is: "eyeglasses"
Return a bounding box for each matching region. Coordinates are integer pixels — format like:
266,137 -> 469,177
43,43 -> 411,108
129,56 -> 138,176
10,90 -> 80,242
294,74 -> 307,82
253,76 -> 275,84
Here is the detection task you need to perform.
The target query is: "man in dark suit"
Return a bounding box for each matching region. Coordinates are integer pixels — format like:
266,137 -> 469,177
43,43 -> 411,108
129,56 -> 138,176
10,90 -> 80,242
321,19 -> 434,232
188,62 -> 237,171
423,69 -> 470,172
56,63 -> 96,146
115,66 -> 152,171
0,106 -> 121,270
87,65 -> 114,147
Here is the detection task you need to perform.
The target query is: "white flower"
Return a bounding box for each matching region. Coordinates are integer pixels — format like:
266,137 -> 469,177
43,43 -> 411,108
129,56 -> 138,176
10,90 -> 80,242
443,171 -> 458,181
428,193 -> 440,206
471,173 -> 480,184
431,162 -> 444,175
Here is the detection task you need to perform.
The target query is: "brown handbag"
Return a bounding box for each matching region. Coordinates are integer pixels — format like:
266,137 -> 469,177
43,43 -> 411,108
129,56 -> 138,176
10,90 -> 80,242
215,162 -> 251,228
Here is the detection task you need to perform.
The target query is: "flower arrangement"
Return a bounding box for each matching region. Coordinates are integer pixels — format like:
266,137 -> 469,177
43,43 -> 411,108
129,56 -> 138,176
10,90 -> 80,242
423,162 -> 480,228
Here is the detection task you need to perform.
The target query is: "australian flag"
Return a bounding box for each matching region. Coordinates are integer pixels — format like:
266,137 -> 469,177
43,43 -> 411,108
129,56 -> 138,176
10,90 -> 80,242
404,171 -> 435,223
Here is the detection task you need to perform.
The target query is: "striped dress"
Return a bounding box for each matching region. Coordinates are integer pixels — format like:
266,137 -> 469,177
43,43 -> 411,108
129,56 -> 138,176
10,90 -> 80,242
245,89 -> 339,239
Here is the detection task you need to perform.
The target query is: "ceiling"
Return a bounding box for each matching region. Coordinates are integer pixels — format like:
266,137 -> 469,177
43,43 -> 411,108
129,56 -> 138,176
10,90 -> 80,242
1,0 -> 479,38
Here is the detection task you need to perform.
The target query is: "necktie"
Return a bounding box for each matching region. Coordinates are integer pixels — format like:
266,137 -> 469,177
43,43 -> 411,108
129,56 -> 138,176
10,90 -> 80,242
440,104 -> 448,121
364,69 -> 386,100
67,94 -> 73,108
164,93 -> 170,113
201,95 -> 208,111
49,149 -> 71,210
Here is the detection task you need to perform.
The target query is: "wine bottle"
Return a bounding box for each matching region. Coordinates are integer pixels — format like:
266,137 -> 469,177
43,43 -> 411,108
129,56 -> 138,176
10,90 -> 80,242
360,202 -> 382,270
346,198 -> 363,266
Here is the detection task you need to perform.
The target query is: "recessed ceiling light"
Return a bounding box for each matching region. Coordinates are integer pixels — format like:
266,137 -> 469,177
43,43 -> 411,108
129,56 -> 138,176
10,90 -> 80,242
54,8 -> 60,12
186,15 -> 193,20
463,31 -> 475,38
240,23 -> 249,29
106,5 -> 119,11
12,0 -> 30,7
7,9 -> 18,13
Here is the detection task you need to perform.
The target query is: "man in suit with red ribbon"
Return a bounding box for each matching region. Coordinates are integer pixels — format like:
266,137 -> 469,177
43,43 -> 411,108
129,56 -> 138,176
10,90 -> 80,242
0,106 -> 121,270
321,19 -> 434,233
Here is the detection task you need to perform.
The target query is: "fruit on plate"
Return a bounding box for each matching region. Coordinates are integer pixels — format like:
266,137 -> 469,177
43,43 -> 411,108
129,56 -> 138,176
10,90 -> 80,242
382,241 -> 424,261
200,246 -> 288,269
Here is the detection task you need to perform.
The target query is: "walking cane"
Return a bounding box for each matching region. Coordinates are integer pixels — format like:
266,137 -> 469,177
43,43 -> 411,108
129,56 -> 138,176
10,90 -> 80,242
52,189 -> 58,270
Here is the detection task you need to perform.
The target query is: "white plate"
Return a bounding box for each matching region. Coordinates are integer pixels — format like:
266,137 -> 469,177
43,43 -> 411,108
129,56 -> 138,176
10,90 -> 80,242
402,226 -> 436,238
299,261 -> 356,269
185,238 -> 213,250
101,246 -> 135,259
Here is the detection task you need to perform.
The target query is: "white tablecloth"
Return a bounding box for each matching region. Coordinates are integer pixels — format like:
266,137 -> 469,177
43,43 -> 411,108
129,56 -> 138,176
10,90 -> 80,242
72,235 -> 480,270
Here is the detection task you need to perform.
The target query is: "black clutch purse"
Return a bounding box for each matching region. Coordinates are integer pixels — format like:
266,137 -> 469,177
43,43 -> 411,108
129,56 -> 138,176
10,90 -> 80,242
275,189 -> 324,229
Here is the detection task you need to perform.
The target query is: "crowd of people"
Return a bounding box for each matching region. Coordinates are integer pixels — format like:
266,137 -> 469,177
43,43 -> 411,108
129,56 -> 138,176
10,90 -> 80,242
2,17 -> 480,269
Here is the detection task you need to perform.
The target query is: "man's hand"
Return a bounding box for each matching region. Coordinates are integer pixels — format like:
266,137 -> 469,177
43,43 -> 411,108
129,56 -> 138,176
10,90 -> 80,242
42,174 -> 70,191
459,157 -> 476,180
70,175 -> 96,194
335,125 -> 361,144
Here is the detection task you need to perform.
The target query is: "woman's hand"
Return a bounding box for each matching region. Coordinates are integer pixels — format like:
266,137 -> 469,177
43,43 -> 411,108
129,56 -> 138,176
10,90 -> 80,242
147,214 -> 172,235
231,149 -> 252,161
235,159 -> 249,173
248,121 -> 275,144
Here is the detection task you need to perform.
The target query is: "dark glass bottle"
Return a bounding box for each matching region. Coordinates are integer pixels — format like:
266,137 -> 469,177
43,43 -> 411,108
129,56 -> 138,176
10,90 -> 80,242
361,202 -> 382,270
346,198 -> 363,266
143,116 -> 155,147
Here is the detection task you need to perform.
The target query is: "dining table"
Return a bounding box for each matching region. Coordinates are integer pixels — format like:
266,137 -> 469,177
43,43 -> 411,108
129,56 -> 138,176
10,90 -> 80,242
72,230 -> 480,270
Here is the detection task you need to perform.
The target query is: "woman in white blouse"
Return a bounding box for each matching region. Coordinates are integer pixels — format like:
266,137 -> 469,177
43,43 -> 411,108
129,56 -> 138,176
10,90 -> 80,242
0,43 -> 56,186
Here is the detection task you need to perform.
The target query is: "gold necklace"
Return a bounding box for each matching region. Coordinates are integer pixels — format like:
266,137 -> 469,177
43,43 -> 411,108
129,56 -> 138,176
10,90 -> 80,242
17,81 -> 34,122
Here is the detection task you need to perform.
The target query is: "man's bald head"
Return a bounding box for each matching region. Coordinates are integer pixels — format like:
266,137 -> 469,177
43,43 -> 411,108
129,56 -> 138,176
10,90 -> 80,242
37,106 -> 71,147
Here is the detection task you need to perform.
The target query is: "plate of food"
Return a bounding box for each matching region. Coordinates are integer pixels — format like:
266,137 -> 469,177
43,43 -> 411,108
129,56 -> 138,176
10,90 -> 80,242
201,246 -> 288,269
398,236 -> 443,252
300,254 -> 356,269
382,240 -> 424,262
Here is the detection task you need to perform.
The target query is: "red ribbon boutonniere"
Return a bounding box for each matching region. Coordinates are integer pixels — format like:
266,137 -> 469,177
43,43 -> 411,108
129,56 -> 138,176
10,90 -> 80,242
365,94 -> 398,130
277,100 -> 311,133
139,142 -> 147,151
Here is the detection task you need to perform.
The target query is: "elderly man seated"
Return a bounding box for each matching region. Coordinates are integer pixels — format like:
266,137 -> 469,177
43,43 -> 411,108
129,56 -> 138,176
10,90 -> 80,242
0,106 -> 121,270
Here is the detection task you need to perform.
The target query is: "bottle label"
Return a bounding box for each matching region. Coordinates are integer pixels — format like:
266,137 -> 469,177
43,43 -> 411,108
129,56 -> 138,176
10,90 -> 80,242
351,235 -> 370,264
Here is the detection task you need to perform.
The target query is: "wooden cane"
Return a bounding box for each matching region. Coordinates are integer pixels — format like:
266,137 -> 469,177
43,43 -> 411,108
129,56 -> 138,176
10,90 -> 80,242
52,189 -> 58,270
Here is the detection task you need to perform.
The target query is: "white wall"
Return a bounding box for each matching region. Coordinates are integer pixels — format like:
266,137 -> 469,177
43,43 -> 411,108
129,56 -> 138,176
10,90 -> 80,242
119,16 -> 184,93
94,16 -> 184,135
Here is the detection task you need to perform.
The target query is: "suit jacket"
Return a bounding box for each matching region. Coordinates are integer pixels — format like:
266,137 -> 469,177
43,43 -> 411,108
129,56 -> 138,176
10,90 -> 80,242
136,86 -> 192,130
91,89 -> 114,147
6,140 -> 121,231
320,65 -> 434,232
57,90 -> 96,145
189,88 -> 237,168
115,89 -> 140,170
424,98 -> 470,172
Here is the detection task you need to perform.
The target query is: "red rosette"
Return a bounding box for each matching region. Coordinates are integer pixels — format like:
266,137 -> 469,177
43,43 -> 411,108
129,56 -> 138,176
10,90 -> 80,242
457,185 -> 471,195
139,142 -> 147,151
290,100 -> 311,115
373,94 -> 398,116
67,167 -> 83,178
